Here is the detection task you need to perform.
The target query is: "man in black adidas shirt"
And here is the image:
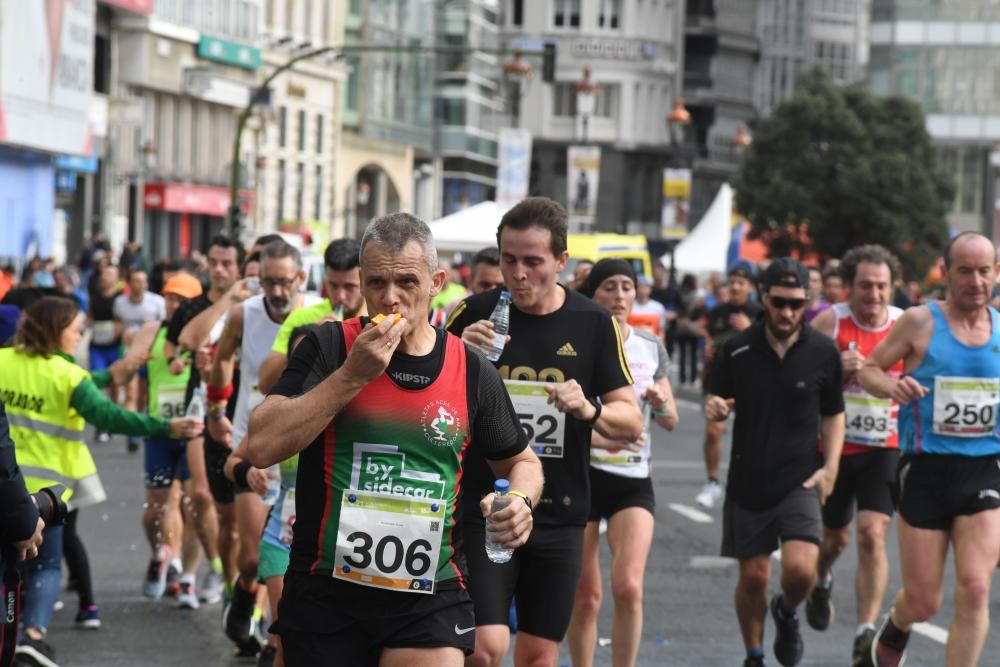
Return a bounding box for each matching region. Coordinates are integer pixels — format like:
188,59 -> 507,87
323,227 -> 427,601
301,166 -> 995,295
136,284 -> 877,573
250,213 -> 542,666
446,197 -> 642,667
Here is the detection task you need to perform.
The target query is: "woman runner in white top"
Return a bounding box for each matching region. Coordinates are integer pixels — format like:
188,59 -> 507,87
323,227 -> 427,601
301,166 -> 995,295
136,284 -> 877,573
567,258 -> 679,667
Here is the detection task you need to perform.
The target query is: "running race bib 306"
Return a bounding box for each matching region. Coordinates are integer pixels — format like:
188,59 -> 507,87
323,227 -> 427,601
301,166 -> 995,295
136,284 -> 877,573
504,380 -> 566,458
844,390 -> 894,446
933,376 -> 1000,437
278,489 -> 296,546
157,387 -> 186,419
333,490 -> 445,594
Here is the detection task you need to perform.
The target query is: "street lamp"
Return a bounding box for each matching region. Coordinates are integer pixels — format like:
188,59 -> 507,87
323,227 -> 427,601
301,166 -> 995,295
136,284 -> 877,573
503,51 -> 534,129
576,65 -> 599,143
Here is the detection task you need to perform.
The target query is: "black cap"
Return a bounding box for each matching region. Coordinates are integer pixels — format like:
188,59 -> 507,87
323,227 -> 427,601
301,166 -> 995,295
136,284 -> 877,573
727,261 -> 755,281
759,258 -> 809,290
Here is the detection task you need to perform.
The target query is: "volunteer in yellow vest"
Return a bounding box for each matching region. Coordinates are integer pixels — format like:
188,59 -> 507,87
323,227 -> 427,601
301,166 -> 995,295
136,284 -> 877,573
0,296 -> 201,664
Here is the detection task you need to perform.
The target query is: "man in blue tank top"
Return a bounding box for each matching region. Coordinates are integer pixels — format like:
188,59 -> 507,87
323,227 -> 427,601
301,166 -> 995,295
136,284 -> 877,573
860,232 -> 1000,667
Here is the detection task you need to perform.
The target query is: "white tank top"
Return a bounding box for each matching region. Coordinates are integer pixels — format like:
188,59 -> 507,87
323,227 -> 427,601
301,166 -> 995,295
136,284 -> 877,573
232,295 -> 283,445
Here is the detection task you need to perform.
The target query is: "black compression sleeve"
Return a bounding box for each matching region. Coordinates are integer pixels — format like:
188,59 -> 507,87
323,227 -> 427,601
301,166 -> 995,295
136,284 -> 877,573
468,349 -> 527,460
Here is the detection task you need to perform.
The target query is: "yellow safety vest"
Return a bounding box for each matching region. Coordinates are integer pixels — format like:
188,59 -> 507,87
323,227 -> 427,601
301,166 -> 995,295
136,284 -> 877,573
0,347 -> 104,508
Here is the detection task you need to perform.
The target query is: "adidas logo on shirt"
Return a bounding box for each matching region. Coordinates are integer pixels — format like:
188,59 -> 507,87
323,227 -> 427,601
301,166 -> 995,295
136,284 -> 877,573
557,342 -> 577,357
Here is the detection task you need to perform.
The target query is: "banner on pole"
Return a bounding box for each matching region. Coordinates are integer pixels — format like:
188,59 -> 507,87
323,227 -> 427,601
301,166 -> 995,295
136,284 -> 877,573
496,128 -> 533,208
567,145 -> 601,227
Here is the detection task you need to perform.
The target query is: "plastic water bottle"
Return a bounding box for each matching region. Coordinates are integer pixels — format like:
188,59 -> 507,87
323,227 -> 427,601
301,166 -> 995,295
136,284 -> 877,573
187,385 -> 205,420
485,478 -> 515,564
485,291 -> 512,362
261,464 -> 281,506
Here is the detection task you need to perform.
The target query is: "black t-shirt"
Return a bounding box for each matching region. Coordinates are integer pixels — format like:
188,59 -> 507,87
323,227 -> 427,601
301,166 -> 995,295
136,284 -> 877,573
705,300 -> 764,349
89,289 -> 123,348
447,286 -> 634,526
270,320 -> 527,576
707,322 -> 844,510
165,294 -> 213,347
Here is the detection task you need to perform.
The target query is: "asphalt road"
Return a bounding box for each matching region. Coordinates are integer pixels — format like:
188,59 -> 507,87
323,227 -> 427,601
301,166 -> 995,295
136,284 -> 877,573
42,395 -> 1000,666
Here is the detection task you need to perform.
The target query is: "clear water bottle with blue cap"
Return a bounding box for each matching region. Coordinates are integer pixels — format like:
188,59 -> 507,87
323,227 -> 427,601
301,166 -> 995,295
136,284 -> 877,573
485,291 -> 512,362
485,478 -> 514,563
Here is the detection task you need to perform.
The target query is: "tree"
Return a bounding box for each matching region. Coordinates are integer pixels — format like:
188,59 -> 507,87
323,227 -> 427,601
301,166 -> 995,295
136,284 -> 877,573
733,67 -> 954,278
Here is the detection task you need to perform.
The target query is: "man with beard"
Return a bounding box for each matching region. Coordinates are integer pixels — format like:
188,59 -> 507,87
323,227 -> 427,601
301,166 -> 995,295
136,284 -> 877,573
205,240 -> 316,650
705,258 -> 845,667
257,238 -> 366,394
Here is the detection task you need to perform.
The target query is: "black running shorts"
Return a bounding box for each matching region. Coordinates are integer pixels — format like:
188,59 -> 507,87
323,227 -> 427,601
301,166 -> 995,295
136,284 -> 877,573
897,454 -> 1000,531
278,572 -> 475,666
462,518 -> 584,641
587,467 -> 655,522
821,448 -> 899,529
203,433 -> 235,504
721,486 -> 822,560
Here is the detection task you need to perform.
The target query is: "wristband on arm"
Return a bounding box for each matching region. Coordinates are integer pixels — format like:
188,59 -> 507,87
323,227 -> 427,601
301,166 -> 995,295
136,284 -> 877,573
232,461 -> 252,487
206,383 -> 233,402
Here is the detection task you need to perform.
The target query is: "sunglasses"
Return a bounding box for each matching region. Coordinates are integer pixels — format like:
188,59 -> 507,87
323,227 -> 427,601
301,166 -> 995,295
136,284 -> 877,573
768,295 -> 807,311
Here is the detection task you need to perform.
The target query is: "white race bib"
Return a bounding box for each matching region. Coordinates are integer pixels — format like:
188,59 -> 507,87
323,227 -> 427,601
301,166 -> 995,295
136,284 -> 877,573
92,320 -> 116,346
504,380 -> 566,458
333,490 -> 444,594
278,488 -> 296,546
933,376 -> 999,437
157,387 -> 187,419
844,391 -> 894,446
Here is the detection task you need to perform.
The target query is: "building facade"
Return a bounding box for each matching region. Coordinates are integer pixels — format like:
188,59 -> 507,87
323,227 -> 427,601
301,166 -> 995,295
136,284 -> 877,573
869,0 -> 1000,235
503,0 -> 685,234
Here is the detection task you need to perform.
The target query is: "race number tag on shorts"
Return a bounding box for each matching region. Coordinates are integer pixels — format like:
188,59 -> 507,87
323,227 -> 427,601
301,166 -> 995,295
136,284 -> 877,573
843,391 -> 894,446
933,376 -> 999,437
333,490 -> 444,594
92,321 -> 116,346
157,387 -> 186,418
278,489 -> 296,546
504,380 -> 566,458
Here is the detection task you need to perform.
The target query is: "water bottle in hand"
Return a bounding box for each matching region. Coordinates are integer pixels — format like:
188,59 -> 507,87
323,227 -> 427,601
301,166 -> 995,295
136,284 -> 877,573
187,386 -> 205,420
485,291 -> 512,362
485,478 -> 515,564
261,464 -> 281,506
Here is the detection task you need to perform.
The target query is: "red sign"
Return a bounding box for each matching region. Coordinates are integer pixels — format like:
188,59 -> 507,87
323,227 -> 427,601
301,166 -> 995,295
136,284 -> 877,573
99,0 -> 154,15
143,182 -> 253,217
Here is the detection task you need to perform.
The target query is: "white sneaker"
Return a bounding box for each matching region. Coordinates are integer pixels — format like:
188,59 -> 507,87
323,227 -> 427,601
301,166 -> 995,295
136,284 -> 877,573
199,570 -> 224,604
695,480 -> 723,508
177,580 -> 200,609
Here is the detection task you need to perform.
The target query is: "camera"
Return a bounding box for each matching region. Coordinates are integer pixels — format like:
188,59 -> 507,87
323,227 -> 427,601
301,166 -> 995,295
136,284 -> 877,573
1,485 -> 67,667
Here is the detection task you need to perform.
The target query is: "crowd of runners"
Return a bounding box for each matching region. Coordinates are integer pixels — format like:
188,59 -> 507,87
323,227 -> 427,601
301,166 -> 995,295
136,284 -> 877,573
1,197 -> 998,667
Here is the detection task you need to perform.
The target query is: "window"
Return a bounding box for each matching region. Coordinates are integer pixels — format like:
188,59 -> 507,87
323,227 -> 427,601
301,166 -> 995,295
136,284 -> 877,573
597,0 -> 620,29
553,83 -> 577,116
346,60 -> 360,113
316,113 -> 324,154
296,163 -> 306,221
278,107 -> 287,147
314,165 -> 323,219
437,98 -> 466,125
277,159 -> 286,223
298,109 -> 306,151
510,0 -> 523,26
554,0 -> 581,28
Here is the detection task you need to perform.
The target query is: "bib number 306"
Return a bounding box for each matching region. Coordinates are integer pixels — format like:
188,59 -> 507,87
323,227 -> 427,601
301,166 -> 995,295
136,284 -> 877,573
334,490 -> 445,594
933,376 -> 999,437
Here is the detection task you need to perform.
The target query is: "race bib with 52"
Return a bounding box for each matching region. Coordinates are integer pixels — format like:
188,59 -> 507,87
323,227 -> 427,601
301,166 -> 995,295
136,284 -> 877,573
504,380 -> 566,458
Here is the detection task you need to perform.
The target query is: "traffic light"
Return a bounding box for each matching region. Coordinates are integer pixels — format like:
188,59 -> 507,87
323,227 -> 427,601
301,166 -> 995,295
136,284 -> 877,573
542,42 -> 556,83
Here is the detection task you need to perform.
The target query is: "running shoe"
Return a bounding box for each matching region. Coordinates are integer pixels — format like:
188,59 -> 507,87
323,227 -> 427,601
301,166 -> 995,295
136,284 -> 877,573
223,579 -> 256,645
805,576 -> 834,630
871,612 -> 908,667
769,595 -> 803,666
177,580 -> 200,610
74,605 -> 101,630
257,644 -> 277,667
853,627 -> 876,667
743,656 -> 767,667
165,563 -> 181,598
143,546 -> 171,599
127,436 -> 141,453
199,569 -> 224,604
695,480 -> 723,508
15,635 -> 60,667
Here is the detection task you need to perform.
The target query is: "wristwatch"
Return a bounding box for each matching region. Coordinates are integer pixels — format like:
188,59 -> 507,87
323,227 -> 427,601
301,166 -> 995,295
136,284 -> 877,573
508,490 -> 533,513
586,398 -> 602,426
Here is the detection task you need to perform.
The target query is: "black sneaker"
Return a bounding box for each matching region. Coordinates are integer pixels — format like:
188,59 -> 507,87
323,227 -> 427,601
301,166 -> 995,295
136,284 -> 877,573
853,627 -> 876,667
257,644 -> 277,667
743,656 -> 767,667
15,635 -> 60,667
223,579 -> 256,645
805,574 -> 834,630
770,595 -> 804,666
127,436 -> 141,453
871,613 -> 908,667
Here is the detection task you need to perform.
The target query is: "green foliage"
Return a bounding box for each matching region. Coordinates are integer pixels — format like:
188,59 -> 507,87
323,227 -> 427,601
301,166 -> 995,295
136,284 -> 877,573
733,67 -> 955,278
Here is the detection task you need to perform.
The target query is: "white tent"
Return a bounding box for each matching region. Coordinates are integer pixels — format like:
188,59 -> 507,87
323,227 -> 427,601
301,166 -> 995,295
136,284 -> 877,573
428,201 -> 508,253
661,183 -> 732,276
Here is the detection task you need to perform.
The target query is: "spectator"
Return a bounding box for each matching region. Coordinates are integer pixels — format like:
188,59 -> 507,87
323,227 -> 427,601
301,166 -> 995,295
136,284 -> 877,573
676,274 -> 706,386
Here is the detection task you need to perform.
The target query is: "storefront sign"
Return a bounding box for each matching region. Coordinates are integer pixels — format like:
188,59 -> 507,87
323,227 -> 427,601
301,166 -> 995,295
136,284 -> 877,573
143,182 -> 252,217
197,36 -> 262,71
99,0 -> 153,15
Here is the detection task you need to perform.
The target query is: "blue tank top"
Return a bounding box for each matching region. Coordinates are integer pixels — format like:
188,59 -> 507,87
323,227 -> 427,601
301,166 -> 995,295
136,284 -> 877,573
900,302 -> 1000,456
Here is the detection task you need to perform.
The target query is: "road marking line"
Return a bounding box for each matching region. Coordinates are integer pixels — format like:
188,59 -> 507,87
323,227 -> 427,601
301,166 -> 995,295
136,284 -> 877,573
667,503 -> 713,523
912,622 -> 948,644
689,555 -> 735,568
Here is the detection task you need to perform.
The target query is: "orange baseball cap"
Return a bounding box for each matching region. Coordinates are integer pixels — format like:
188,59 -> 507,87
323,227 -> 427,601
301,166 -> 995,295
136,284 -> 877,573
162,273 -> 203,299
